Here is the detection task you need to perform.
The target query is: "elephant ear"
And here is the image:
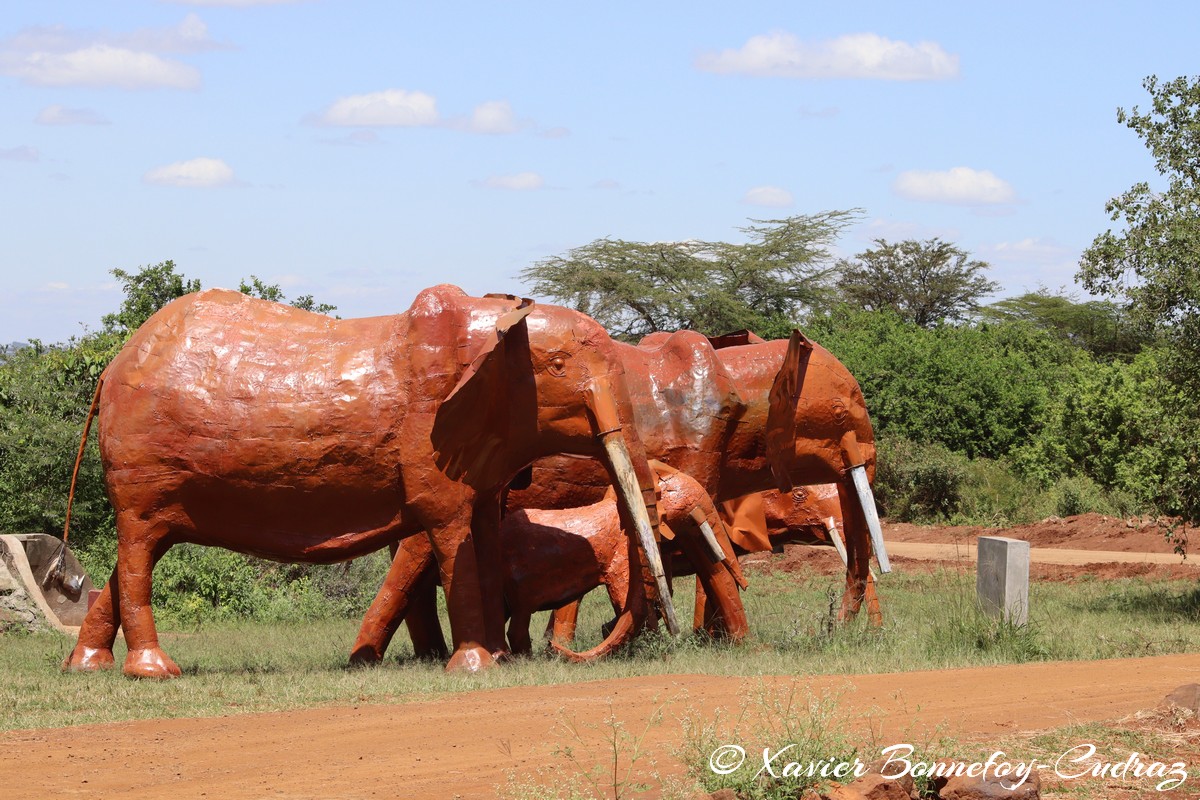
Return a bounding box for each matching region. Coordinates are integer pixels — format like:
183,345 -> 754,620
431,298 -> 534,491
765,329 -> 814,492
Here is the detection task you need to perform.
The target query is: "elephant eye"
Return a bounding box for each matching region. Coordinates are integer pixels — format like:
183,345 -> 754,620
548,356 -> 568,377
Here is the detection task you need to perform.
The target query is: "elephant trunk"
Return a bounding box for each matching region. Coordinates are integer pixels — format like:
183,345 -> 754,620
849,464 -> 891,573
551,535 -> 647,662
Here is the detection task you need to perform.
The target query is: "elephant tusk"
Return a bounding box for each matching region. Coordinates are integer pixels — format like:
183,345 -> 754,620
690,506 -> 726,564
849,465 -> 891,574
600,433 -> 681,635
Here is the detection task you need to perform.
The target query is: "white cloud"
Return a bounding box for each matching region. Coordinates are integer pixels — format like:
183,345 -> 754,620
0,16 -> 224,89
743,185 -> 794,207
317,89 -> 439,127
8,44 -> 200,89
984,237 -> 1074,265
893,167 -> 1016,205
470,100 -> 518,134
143,157 -> 236,187
696,31 -> 959,81
0,145 -> 39,162
480,172 -> 545,191
35,104 -> 110,125
43,281 -> 70,291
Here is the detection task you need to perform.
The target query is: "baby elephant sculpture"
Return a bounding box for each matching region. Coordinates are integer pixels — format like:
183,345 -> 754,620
350,464 -> 747,663
63,286 -> 675,678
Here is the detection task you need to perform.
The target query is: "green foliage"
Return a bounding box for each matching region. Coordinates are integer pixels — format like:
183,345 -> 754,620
1079,74 -> 1200,384
103,260 -> 202,336
808,308 -> 1073,459
238,274 -> 338,315
835,238 -> 1000,328
874,437 -> 969,522
520,211 -> 859,340
1014,347 -> 1199,518
982,289 -> 1150,360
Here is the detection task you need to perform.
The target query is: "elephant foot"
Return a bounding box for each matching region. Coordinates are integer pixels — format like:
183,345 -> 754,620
63,645 -> 116,673
444,645 -> 496,673
123,647 -> 182,679
348,645 -> 383,667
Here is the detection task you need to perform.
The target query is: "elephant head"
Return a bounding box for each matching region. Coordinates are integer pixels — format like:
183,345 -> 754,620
763,330 -> 888,573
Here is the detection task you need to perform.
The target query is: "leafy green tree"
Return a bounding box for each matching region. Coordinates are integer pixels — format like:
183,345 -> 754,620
835,238 -> 1000,328
982,289 -> 1150,360
1079,75 -> 1200,381
807,307 -> 1075,459
520,211 -> 859,340
103,260 -> 202,336
238,275 -> 338,315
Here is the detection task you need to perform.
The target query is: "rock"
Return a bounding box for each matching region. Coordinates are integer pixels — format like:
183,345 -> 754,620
847,772 -> 916,799
936,768 -> 1040,799
1164,683 -> 1200,713
706,789 -> 738,800
820,782 -> 869,800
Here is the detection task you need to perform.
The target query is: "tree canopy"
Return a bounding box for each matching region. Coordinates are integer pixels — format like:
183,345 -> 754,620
519,210 -> 860,340
834,238 -> 999,328
1079,74 -> 1200,380
981,289 -> 1149,360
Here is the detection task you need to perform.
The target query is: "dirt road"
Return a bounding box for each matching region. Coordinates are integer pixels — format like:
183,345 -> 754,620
4,652 -> 1197,799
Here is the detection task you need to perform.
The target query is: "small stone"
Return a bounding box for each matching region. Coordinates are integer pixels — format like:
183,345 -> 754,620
847,772 -> 915,799
1164,683 -> 1200,714
706,789 -> 738,800
820,781 -> 869,800
936,768 -> 1040,799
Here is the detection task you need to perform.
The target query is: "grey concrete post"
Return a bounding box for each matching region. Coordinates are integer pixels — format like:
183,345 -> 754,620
976,536 -> 1030,626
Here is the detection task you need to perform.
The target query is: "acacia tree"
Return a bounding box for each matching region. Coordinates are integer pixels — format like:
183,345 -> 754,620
519,210 -> 859,340
982,289 -> 1150,360
1079,74 -> 1200,382
835,238 -> 999,328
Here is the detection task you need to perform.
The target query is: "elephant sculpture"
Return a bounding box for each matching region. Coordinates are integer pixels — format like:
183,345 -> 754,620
62,285 -> 677,678
551,329 -> 887,642
352,325 -> 887,661
350,462 -> 747,664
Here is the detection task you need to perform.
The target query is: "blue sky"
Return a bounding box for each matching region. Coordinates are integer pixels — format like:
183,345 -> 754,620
1,1 -> 1195,343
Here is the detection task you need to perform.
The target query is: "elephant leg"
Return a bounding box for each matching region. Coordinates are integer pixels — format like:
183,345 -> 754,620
677,522 -> 748,641
507,609 -> 533,655
405,566 -> 450,660
427,513 -> 494,673
470,492 -> 509,659
835,480 -> 873,624
113,516 -> 179,679
863,570 -> 882,627
692,578 -> 709,633
350,536 -> 439,665
63,570 -> 121,672
546,601 -> 581,647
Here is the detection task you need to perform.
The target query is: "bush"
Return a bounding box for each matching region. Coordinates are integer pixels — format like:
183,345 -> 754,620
874,436 -> 968,522
807,308 -> 1076,459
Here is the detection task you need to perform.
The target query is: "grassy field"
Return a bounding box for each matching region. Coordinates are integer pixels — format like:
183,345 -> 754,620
4,564 -> 1200,732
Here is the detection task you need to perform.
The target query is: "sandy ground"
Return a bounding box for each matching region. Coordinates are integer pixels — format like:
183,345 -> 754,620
5,515 -> 1197,799
3,654 -> 1199,799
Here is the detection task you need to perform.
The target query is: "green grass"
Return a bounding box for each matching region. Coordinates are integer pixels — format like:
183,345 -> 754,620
4,565 -> 1200,731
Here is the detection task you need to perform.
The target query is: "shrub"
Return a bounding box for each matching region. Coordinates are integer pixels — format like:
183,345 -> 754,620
874,436 -> 968,522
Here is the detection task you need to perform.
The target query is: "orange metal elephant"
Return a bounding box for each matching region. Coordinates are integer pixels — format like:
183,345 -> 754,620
63,285 -> 675,678
349,463 -> 747,664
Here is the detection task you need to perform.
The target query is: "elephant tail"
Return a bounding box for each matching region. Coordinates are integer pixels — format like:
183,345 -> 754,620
62,376 -> 103,546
